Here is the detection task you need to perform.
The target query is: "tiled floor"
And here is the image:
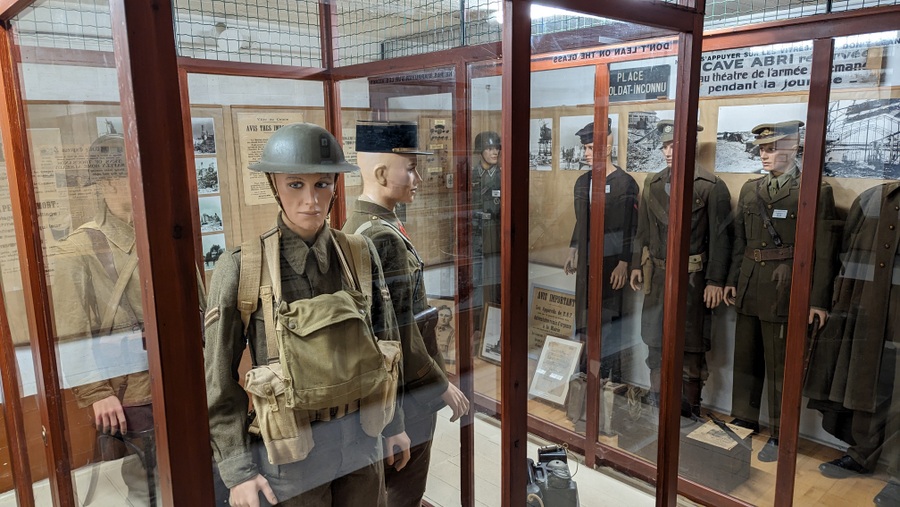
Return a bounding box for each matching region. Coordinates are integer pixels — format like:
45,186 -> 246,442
2,409 -> 663,507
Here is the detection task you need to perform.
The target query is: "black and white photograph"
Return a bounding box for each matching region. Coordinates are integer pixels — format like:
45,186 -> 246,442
626,110 -> 673,173
95,117 -> 123,137
824,98 -> 900,179
715,103 -> 808,173
192,118 -> 216,155
479,303 -> 502,364
529,118 -> 553,171
201,233 -> 226,271
557,114 -> 621,170
195,158 -> 220,194
198,196 -> 224,233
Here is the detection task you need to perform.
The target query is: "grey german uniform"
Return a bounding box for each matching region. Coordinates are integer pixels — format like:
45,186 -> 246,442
728,166 -> 839,437
631,165 -> 733,378
471,160 -> 501,311
344,199 -> 449,507
204,218 -> 401,506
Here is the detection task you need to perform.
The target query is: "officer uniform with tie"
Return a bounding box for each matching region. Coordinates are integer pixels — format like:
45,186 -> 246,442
725,121 -> 839,462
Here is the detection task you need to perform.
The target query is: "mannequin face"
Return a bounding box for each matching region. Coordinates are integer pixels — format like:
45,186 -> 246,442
481,147 -> 500,167
272,172 -> 335,242
759,140 -> 798,176
98,177 -> 133,223
661,141 -> 674,167
583,142 -> 594,166
382,153 -> 421,205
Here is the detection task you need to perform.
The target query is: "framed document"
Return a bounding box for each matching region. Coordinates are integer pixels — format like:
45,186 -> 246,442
528,336 -> 583,405
479,303 -> 502,364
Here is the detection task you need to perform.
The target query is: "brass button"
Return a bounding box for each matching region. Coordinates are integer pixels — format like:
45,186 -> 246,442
790,214 -> 796,219
890,225 -> 895,230
880,262 -> 886,268
696,198 -> 702,204
288,321 -> 297,330
886,244 -> 892,249
762,242 -> 767,247
761,261 -> 766,266
896,206 -> 899,211
767,204 -> 773,209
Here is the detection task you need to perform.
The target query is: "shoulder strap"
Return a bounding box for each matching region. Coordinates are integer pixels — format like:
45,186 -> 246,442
86,229 -> 140,336
237,236 -> 263,334
755,179 -> 784,247
333,231 -> 373,305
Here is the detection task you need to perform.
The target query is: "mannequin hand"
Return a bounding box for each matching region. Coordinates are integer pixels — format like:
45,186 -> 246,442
629,269 -> 643,292
809,307 -> 828,330
723,286 -> 736,306
93,395 -> 126,435
384,431 -> 411,471
771,263 -> 791,290
229,474 -> 277,507
564,248 -> 578,275
441,383 -> 470,422
703,285 -> 724,309
610,261 -> 628,290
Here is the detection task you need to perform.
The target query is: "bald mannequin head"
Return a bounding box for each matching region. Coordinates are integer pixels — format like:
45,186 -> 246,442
358,151 -> 421,210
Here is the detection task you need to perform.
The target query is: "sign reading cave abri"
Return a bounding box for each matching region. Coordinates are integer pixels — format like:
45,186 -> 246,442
609,65 -> 671,102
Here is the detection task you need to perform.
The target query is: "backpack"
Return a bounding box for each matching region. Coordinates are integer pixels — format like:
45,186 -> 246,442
238,228 -> 401,465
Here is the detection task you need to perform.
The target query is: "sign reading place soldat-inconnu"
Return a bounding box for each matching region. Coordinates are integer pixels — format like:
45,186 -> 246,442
608,65 -> 671,102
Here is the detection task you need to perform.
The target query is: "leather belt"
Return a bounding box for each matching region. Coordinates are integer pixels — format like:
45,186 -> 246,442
310,399 -> 360,422
745,246 -> 794,262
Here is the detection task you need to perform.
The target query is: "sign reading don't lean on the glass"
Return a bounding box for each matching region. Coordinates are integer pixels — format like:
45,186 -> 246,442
608,64 -> 672,102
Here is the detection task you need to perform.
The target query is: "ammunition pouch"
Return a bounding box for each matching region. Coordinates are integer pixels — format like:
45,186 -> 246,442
359,340 -> 402,437
244,363 -> 314,465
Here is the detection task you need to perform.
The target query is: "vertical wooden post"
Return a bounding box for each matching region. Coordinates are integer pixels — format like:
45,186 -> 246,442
108,0 -> 213,504
584,63 -> 611,467
774,37 -> 834,507
178,68 -> 204,270
320,0 -> 346,227
656,17 -> 704,507
0,22 -> 75,507
453,58 -> 476,507
500,0 -> 530,505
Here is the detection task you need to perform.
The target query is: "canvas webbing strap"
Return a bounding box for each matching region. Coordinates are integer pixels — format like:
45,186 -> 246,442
99,252 -> 139,336
333,232 -> 372,305
261,233 -> 281,364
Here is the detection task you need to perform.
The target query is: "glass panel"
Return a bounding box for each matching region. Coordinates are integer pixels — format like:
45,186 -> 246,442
705,0 -> 900,30
795,31 -> 900,507
523,7 -> 680,504
338,68 -> 465,506
10,1 -> 155,504
0,136 -> 29,503
689,41 -> 813,505
173,0 -> 322,67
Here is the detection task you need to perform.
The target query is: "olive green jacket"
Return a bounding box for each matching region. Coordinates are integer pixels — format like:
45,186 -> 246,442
727,169 -> 840,321
52,205 -> 151,409
204,218 -> 402,488
631,165 -> 734,287
343,200 -> 449,420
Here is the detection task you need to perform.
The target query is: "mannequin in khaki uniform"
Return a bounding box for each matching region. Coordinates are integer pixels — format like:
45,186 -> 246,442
52,135 -> 153,505
343,121 -> 469,507
724,121 -> 838,462
629,120 -> 733,417
204,123 -> 409,507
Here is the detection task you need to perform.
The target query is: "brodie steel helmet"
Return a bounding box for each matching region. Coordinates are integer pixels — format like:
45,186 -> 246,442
249,123 -> 358,174
473,131 -> 501,154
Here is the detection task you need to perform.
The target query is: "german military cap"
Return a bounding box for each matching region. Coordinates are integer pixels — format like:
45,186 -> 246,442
750,121 -> 804,145
657,120 -> 703,144
356,121 -> 432,155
